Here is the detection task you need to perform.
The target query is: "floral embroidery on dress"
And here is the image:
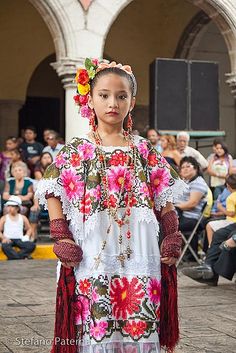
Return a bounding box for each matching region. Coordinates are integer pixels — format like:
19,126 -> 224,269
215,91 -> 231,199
75,275 -> 161,344
41,136 -> 181,220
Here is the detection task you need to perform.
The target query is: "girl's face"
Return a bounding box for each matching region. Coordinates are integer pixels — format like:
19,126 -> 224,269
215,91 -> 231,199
41,153 -> 52,167
12,166 -> 25,179
180,162 -> 197,180
10,151 -> 21,162
160,137 -> 168,149
89,73 -> 135,128
215,144 -> 225,157
6,139 -> 17,151
7,205 -> 18,215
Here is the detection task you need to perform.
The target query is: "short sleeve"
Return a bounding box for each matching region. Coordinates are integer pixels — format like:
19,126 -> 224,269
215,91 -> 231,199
35,138 -> 86,216
226,195 -> 236,213
139,140 -> 187,211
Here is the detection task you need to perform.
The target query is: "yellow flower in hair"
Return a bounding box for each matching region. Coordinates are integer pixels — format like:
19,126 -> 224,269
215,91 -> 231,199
77,83 -> 90,96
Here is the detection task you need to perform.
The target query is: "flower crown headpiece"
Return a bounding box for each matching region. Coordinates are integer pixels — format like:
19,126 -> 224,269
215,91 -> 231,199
73,58 -> 137,119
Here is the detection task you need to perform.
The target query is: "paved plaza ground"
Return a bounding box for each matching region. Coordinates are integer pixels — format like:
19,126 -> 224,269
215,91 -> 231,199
0,260 -> 235,353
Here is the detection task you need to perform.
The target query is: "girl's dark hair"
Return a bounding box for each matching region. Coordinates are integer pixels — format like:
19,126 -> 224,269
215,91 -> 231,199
180,156 -> 202,177
90,67 -> 137,97
215,141 -> 229,157
226,174 -> 236,189
6,136 -> 17,142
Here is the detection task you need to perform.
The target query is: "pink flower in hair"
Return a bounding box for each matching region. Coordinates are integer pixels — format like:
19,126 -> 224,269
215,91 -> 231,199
80,104 -> 91,119
92,58 -> 99,66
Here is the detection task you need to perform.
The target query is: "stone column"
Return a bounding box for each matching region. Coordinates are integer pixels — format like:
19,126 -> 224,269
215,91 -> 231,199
51,58 -> 90,143
0,100 -> 24,148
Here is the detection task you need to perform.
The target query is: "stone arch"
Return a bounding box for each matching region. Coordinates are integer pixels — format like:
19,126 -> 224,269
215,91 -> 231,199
88,0 -> 236,73
29,0 -> 85,60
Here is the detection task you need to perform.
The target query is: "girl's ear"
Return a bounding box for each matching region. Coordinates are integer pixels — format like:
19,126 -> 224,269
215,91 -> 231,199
88,94 -> 94,109
129,97 -> 136,112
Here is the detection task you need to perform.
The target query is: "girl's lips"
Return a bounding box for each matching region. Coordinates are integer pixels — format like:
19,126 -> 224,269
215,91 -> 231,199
106,111 -> 119,115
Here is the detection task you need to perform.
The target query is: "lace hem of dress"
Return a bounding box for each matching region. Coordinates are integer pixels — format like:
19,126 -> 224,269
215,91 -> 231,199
74,254 -> 161,277
154,179 -> 188,210
76,342 -> 160,353
36,178 -> 159,242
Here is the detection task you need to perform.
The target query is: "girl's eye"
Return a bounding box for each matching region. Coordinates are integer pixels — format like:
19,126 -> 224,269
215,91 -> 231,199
119,95 -> 127,100
99,94 -> 108,99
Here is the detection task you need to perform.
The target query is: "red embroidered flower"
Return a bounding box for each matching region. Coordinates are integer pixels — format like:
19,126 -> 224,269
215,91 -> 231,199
78,278 -> 91,295
80,193 -> 92,214
76,69 -> 90,85
109,152 -> 128,166
124,194 -> 137,207
103,194 -> 117,208
148,153 -> 159,167
110,277 -> 144,319
70,153 -> 81,167
147,278 -> 161,304
123,320 -> 147,338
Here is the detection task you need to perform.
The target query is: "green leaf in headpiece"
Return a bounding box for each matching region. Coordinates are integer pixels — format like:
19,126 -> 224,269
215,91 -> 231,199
85,58 -> 94,71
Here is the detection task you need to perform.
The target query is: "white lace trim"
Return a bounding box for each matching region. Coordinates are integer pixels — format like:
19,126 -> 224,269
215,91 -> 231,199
75,254 -> 161,278
154,178 -> 188,210
36,179 -> 159,242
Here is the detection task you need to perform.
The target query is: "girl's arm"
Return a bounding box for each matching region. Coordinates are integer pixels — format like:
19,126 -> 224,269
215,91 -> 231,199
228,156 -> 233,175
173,150 -> 181,166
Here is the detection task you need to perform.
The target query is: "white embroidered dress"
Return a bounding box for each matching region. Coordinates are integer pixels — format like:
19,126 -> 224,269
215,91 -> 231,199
36,135 -> 185,353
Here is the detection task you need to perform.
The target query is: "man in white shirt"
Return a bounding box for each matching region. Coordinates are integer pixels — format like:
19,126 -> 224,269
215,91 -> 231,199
43,131 -> 64,161
177,131 -> 208,170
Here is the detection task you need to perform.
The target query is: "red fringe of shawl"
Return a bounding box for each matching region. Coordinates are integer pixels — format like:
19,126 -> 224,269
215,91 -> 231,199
51,266 -> 77,353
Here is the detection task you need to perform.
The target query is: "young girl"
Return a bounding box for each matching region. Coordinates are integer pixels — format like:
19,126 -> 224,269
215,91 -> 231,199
36,59 -> 185,353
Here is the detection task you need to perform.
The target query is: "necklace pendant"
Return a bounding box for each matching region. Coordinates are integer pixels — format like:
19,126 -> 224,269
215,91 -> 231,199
124,246 -> 133,260
117,253 -> 126,267
94,255 -> 101,269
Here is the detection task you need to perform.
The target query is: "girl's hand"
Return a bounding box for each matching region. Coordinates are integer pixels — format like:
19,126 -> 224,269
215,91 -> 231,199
161,257 -> 177,266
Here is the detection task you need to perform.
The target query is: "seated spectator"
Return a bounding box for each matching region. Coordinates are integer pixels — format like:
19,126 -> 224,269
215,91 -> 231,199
42,131 -> 64,161
20,126 -> 44,177
0,137 -> 18,191
207,141 -> 233,200
210,187 -> 230,217
206,174 -> 236,246
146,128 -> 162,153
160,134 -> 181,169
176,131 -> 208,171
5,149 -> 29,178
175,156 -> 208,257
43,128 -> 53,145
0,196 -> 35,260
182,224 -> 236,286
34,152 -> 53,180
2,161 -> 33,213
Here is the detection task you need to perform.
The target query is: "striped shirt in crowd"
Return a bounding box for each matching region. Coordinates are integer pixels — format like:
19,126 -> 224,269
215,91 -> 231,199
179,176 -> 208,219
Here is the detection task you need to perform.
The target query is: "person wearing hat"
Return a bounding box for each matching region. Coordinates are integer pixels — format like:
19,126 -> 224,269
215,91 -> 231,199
0,196 -> 35,260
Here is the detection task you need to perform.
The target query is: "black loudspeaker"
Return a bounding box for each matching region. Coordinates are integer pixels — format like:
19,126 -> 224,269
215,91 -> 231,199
149,58 -> 219,131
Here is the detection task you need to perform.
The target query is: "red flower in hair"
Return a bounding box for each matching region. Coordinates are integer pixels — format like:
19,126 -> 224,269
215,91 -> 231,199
76,69 -> 90,85
73,95 -> 80,104
78,94 -> 89,105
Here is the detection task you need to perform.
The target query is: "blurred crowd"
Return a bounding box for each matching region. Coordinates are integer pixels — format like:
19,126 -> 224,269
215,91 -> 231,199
0,126 -> 235,285
0,126 -> 64,259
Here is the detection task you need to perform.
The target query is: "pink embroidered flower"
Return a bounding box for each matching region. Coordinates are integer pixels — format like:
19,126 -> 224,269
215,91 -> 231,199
80,104 -> 91,119
55,152 -> 67,168
137,141 -> 149,159
74,295 -> 90,325
140,182 -> 150,197
61,169 -> 84,201
150,167 -> 170,195
92,185 -> 101,201
77,141 -> 95,160
78,278 -> 91,295
147,278 -> 161,304
123,320 -> 147,338
107,166 -> 132,192
91,288 -> 99,303
90,321 -> 108,340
